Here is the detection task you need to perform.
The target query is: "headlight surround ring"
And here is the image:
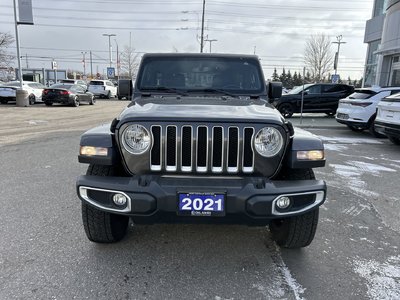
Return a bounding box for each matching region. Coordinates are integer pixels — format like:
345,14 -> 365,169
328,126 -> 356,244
254,127 -> 283,157
122,124 -> 151,155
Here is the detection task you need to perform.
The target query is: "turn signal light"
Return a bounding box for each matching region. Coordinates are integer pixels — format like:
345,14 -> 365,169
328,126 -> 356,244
80,146 -> 108,156
297,150 -> 324,160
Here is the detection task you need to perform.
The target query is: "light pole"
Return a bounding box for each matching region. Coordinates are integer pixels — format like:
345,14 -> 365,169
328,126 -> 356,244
333,35 -> 346,75
102,33 -> 116,68
81,51 -> 87,77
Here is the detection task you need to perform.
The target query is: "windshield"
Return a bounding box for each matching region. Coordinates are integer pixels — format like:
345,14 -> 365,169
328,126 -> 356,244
89,81 -> 104,85
288,84 -> 313,94
137,56 -> 265,95
347,90 -> 377,99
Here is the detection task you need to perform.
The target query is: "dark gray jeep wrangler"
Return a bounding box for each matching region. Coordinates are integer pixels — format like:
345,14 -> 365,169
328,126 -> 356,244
76,53 -> 326,248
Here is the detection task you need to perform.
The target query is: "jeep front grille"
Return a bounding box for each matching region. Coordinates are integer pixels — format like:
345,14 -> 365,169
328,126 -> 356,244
150,125 -> 254,173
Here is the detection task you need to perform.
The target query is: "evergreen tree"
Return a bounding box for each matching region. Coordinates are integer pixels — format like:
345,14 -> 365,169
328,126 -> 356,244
293,72 -> 298,87
272,68 -> 279,81
286,70 -> 292,88
305,71 -> 311,83
279,68 -> 287,86
297,73 -> 303,86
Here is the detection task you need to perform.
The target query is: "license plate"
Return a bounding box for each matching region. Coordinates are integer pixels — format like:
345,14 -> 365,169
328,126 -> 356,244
178,192 -> 225,216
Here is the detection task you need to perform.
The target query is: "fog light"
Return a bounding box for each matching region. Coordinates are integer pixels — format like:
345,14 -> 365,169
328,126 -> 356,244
113,193 -> 127,206
276,196 -> 291,209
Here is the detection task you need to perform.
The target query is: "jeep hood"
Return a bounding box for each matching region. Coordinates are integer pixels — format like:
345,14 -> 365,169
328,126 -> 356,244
118,96 -> 284,125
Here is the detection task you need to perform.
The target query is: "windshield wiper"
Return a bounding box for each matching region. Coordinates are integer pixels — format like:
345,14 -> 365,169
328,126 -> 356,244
141,86 -> 188,96
197,88 -> 239,98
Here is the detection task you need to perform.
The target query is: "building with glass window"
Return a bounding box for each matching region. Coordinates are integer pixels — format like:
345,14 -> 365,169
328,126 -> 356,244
363,0 -> 400,87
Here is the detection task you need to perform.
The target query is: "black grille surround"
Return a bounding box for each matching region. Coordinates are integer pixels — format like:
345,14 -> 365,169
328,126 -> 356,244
118,122 -> 288,178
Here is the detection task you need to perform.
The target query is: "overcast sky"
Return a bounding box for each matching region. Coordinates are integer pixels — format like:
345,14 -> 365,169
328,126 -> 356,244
0,0 -> 373,80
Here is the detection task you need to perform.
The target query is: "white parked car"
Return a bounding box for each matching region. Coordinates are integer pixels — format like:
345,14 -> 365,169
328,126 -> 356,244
0,81 -> 46,105
88,80 -> 117,99
374,92 -> 400,145
335,86 -> 400,137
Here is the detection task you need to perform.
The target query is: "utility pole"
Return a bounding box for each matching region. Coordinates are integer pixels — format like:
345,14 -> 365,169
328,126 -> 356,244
102,33 -> 116,68
90,51 -> 93,79
81,51 -> 87,77
204,38 -> 217,53
200,0 -> 206,53
333,35 -> 346,75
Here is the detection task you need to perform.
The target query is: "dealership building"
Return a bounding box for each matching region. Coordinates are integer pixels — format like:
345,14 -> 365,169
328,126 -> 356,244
364,0 -> 400,87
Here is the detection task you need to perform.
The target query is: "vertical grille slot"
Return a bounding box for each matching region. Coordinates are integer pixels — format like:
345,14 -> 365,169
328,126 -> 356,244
196,126 -> 208,172
181,126 -> 192,172
212,127 -> 223,173
243,127 -> 254,173
150,126 -> 161,171
227,127 -> 239,173
166,126 -> 177,171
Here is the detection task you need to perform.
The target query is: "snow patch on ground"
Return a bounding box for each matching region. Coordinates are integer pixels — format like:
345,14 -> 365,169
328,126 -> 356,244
319,135 -> 383,145
353,256 -> 400,300
324,144 -> 349,151
329,160 -> 395,198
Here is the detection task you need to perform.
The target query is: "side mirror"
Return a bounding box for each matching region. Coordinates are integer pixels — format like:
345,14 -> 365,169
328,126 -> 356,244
302,91 -> 308,96
267,81 -> 282,103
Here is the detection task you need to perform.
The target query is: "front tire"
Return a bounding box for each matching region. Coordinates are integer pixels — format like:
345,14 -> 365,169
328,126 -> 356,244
81,164 -> 129,243
0,98 -> 8,104
72,96 -> 79,107
269,168 -> 319,248
89,96 -> 96,105
29,94 -> 36,105
278,103 -> 294,118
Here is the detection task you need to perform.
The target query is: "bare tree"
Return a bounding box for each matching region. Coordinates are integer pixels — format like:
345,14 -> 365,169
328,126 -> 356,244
120,45 -> 140,79
0,32 -> 15,68
303,33 -> 333,82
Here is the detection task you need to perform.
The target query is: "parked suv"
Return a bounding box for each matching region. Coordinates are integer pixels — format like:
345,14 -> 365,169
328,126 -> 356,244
76,53 -> 327,249
273,83 -> 354,118
374,92 -> 400,144
336,86 -> 400,137
88,80 -> 117,98
59,79 -> 87,90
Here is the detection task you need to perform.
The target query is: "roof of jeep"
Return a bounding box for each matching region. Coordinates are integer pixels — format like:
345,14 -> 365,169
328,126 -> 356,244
141,53 -> 259,59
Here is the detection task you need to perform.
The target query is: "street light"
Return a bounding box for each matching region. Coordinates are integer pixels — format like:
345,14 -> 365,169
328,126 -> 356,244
102,33 -> 116,68
332,35 -> 346,75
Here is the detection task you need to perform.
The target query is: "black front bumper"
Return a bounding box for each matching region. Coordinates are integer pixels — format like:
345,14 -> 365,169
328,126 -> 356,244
76,175 -> 326,225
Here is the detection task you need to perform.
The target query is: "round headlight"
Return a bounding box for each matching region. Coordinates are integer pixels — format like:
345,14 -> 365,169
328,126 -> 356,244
122,124 -> 151,154
254,127 -> 283,157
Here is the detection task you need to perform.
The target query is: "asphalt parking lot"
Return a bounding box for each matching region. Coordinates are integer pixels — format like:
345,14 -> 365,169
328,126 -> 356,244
0,99 -> 129,146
